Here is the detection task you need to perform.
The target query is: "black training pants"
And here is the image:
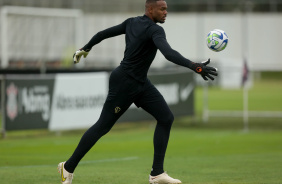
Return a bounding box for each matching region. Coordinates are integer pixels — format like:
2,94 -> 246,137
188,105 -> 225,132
65,66 -> 174,173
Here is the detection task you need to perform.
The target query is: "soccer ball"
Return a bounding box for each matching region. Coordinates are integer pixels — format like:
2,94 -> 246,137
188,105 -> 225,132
206,29 -> 228,52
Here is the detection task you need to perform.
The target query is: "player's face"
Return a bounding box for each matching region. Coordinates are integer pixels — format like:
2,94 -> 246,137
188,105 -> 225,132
151,1 -> 167,23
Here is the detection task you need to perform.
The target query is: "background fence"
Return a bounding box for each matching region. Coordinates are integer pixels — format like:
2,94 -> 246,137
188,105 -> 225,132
1,0 -> 282,13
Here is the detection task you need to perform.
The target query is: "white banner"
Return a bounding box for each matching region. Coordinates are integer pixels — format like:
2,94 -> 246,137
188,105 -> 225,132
49,72 -> 108,131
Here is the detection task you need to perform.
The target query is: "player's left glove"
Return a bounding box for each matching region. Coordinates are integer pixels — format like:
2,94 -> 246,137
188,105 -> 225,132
73,49 -> 90,64
191,58 -> 218,81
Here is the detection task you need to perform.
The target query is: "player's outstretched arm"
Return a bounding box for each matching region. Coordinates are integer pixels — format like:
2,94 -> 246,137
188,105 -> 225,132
73,18 -> 129,64
151,26 -> 218,81
154,37 -> 218,81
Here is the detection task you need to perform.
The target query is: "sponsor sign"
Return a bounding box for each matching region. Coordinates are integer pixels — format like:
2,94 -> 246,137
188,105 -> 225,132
49,72 -> 108,131
5,75 -> 55,130
3,71 -> 194,131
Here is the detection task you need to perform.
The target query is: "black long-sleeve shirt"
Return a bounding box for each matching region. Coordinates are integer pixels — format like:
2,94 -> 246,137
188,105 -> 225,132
82,15 -> 193,82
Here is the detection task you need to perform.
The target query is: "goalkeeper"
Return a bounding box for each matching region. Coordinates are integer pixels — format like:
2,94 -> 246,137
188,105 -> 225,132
58,0 -> 217,184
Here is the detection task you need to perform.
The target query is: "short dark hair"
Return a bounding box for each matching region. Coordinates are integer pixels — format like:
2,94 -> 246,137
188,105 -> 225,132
146,0 -> 163,3
145,0 -> 164,11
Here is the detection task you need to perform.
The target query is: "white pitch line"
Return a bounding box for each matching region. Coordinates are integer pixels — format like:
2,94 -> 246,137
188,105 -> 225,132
0,156 -> 139,169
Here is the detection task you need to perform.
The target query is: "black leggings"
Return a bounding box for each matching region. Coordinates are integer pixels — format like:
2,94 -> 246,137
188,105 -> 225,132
64,67 -> 174,173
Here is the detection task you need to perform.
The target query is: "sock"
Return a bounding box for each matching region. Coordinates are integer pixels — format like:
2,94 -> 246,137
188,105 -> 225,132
150,168 -> 164,176
150,154 -> 164,176
64,160 -> 75,173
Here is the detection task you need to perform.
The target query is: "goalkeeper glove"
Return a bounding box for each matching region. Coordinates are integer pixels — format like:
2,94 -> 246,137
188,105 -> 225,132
73,49 -> 90,64
191,58 -> 218,81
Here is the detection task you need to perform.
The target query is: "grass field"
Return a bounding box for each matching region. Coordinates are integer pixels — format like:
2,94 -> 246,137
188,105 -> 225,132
0,125 -> 281,184
0,75 -> 282,184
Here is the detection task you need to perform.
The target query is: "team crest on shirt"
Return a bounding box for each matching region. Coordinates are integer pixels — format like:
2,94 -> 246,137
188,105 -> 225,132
115,107 -> 121,113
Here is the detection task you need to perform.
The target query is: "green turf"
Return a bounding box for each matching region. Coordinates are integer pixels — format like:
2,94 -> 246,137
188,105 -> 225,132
0,123 -> 282,184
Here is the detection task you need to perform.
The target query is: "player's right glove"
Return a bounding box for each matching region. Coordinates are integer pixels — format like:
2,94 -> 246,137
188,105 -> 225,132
73,49 -> 90,64
191,58 -> 218,81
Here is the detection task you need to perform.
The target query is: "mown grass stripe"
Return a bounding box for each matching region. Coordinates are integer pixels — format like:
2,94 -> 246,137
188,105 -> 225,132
0,156 -> 139,169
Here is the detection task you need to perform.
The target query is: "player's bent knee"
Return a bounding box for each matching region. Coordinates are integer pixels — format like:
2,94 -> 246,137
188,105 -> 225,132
158,112 -> 174,127
99,126 -> 113,137
167,113 -> 174,125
